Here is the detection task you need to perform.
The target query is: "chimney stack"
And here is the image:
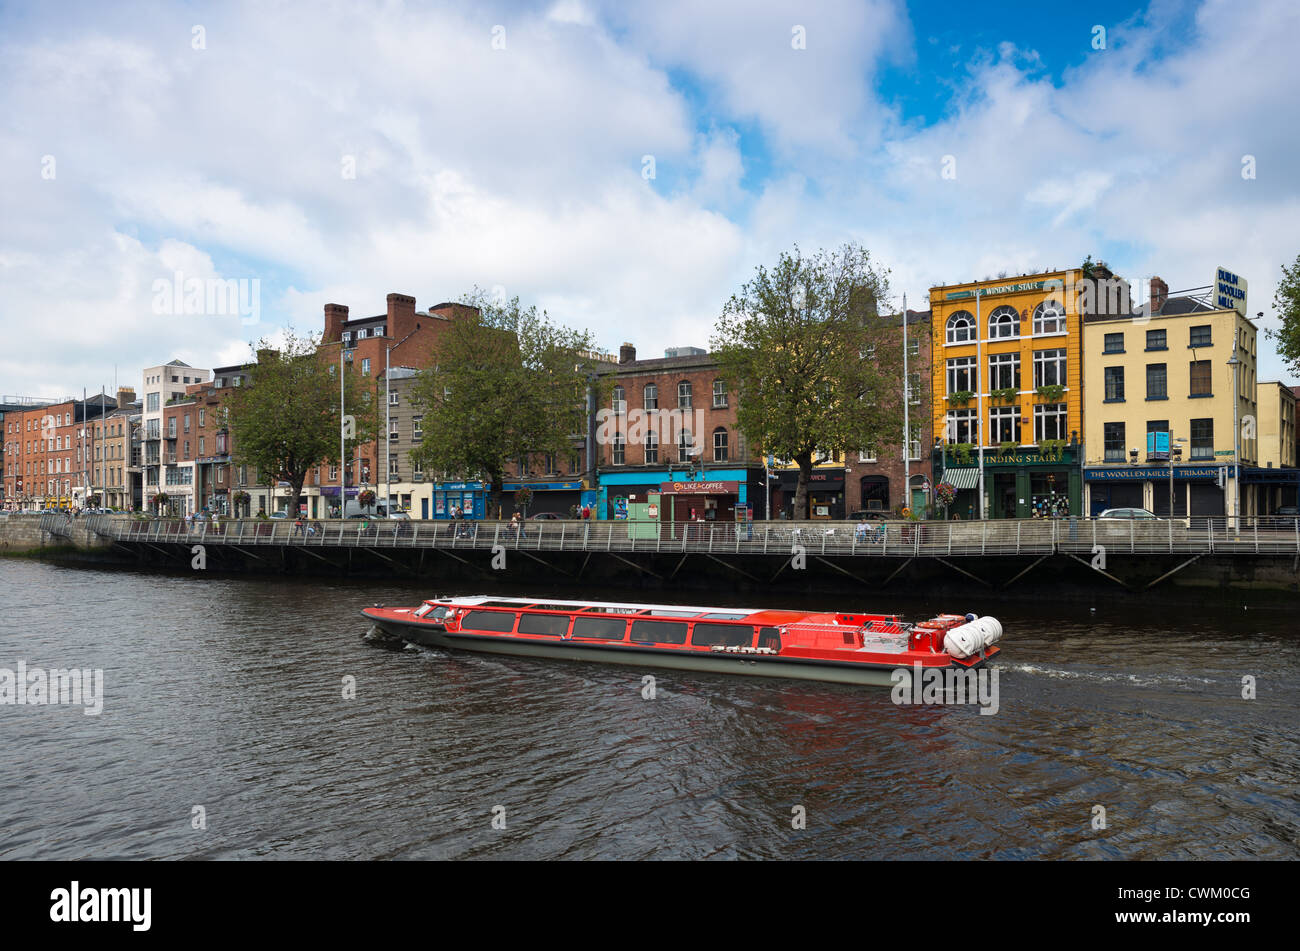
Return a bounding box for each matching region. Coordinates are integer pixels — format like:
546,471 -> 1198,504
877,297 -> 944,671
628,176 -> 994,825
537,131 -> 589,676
387,293 -> 417,340
324,303 -> 349,342
1149,276 -> 1168,314
116,386 -> 136,408
620,342 -> 636,364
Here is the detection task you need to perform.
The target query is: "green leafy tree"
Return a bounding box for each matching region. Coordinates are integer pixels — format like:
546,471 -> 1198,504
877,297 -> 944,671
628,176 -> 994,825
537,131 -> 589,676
408,291 -> 599,514
1265,253 -> 1300,377
223,331 -> 378,516
711,243 -> 906,519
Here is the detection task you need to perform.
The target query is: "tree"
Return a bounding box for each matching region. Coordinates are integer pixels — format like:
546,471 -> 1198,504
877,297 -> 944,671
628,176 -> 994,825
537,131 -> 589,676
1265,253 -> 1300,377
222,330 -> 378,517
408,290 -> 599,514
711,243 -> 906,519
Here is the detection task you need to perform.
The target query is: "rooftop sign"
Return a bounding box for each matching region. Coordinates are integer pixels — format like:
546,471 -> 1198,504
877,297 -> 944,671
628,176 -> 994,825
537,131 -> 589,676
1214,267 -> 1247,316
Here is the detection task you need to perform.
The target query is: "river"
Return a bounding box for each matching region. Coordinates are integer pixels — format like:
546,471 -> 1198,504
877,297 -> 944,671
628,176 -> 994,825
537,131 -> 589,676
1,560 -> 1296,859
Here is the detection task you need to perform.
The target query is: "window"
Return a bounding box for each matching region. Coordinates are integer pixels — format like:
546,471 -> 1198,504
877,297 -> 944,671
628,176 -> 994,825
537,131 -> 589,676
545,453 -> 556,475
168,419 -> 177,438
198,409 -> 205,427
1033,299 -> 1066,335
1146,363 -> 1167,400
644,430 -> 659,465
1033,349 -> 1067,387
412,416 -> 423,441
1104,366 -> 1125,401
389,456 -> 399,476
989,405 -> 1021,444
611,433 -> 625,466
712,381 -> 727,408
908,372 -> 921,405
946,408 -> 978,444
1146,420 -> 1169,457
183,413 -> 190,432
612,385 -> 625,415
643,383 -> 658,410
988,353 -> 1020,391
947,356 -> 977,394
389,391 -> 399,406
859,449 -> 876,463
678,430 -> 694,462
1104,422 -> 1126,462
1034,403 -> 1067,442
1190,418 -> 1214,459
678,381 -> 692,408
1189,325 -> 1212,348
571,616 -> 627,640
988,305 -> 1020,339
908,338 -> 920,358
713,427 -> 729,462
1189,360 -> 1212,396
361,358 -> 371,376
146,393 -> 159,413
198,437 -> 205,455
1146,329 -> 1167,351
946,310 -> 975,344
690,624 -> 754,648
389,418 -> 399,441
630,620 -> 688,645
1103,333 -> 1125,354
518,613 -> 570,637
862,344 -> 876,360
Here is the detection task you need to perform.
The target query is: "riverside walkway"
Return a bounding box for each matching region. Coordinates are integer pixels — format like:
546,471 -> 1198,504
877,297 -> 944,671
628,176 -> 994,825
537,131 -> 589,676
49,512 -> 1300,557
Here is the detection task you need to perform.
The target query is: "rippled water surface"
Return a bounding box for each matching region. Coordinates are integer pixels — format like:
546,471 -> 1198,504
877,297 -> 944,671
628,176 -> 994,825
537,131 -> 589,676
1,560 -> 1297,859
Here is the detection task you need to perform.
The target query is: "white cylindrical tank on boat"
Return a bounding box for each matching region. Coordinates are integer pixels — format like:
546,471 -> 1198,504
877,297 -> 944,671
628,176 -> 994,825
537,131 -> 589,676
943,616 -> 1002,658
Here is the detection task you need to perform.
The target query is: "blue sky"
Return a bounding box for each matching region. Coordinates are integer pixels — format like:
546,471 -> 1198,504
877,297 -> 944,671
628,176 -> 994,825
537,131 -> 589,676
1,0 -> 1297,397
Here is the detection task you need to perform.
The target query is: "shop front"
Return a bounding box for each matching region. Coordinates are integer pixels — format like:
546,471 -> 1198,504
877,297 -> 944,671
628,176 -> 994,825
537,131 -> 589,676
774,469 -> 845,520
599,468 -> 752,521
431,481 -> 487,520
502,481 -> 584,518
936,445 -> 1081,519
1084,464 -> 1229,517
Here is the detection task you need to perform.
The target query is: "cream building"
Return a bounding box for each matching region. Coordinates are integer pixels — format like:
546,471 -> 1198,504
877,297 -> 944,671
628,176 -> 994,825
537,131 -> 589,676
1082,280 -> 1257,520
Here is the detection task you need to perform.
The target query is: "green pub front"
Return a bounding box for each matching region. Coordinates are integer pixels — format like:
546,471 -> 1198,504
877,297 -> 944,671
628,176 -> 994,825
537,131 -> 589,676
934,444 -> 1082,519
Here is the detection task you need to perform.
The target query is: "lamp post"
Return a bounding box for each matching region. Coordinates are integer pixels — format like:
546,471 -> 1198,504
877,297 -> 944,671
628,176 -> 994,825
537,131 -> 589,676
1227,342 -> 1241,530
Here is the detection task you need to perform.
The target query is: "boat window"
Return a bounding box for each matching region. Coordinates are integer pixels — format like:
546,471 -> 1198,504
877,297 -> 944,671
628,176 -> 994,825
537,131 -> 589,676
526,604 -> 582,613
460,610 -> 517,633
630,620 -> 688,645
477,600 -> 529,608
581,606 -> 640,615
644,610 -> 699,618
690,623 -> 755,648
757,627 -> 781,650
518,613 -> 570,637
699,612 -> 749,620
572,616 -> 628,640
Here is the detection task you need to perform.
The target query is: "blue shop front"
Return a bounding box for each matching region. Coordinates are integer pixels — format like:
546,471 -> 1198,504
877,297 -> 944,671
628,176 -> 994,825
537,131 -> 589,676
598,467 -> 757,521
430,481 -> 488,519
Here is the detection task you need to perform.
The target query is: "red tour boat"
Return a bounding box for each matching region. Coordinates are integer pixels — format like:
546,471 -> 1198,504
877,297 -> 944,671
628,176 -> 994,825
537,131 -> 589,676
361,596 -> 1002,686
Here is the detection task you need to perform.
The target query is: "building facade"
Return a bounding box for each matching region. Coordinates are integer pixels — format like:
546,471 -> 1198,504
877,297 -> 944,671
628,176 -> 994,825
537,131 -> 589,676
930,270 -> 1085,519
1082,284 -> 1258,519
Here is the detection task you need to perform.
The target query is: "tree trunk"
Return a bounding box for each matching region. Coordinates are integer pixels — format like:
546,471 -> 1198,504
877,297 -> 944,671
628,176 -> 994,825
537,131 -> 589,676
793,451 -> 813,519
488,472 -> 503,520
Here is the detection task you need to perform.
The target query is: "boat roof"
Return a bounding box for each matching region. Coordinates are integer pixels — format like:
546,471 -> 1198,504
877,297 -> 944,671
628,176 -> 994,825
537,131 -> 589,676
425,595 -> 811,624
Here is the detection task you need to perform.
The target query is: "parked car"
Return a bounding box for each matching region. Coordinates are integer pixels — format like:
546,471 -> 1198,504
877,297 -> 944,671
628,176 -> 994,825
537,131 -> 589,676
1276,505 -> 1298,517
1097,507 -> 1158,520
530,512 -> 563,520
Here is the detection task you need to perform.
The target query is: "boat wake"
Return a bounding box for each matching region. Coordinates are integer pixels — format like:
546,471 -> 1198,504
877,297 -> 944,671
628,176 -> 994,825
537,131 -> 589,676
998,662 -> 1218,689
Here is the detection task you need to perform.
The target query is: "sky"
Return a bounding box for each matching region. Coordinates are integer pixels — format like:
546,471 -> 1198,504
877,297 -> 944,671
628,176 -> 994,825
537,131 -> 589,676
2,0 -> 1298,399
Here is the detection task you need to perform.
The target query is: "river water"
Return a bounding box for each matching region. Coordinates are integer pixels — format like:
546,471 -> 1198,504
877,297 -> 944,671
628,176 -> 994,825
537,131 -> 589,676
1,560 -> 1296,859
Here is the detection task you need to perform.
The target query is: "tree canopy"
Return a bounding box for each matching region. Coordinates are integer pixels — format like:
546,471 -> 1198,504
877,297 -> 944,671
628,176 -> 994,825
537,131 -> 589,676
408,290 -> 600,514
711,243 -> 908,518
1265,252 -> 1300,378
222,330 -> 378,514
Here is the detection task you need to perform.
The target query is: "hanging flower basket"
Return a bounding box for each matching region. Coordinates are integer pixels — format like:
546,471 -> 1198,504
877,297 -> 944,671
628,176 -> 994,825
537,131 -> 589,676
358,489 -> 376,508
935,482 -> 956,507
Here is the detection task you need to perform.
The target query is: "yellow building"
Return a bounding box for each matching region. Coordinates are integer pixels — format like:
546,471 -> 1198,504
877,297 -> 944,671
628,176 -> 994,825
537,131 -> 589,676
930,269 -> 1084,519
1082,282 -> 1258,519
1253,381 -> 1297,513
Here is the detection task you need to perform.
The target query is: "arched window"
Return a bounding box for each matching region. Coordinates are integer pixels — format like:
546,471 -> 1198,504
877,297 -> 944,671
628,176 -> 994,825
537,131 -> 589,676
712,427 -> 729,462
643,383 -> 658,410
946,310 -> 975,344
1033,299 -> 1065,335
988,305 -> 1020,339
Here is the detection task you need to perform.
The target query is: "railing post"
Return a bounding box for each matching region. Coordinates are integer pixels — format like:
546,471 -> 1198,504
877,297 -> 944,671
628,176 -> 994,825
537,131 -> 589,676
1168,517 -> 1173,553
1254,521 -> 1259,554
1130,518 -> 1135,554
981,521 -> 986,556
1016,520 -> 1021,555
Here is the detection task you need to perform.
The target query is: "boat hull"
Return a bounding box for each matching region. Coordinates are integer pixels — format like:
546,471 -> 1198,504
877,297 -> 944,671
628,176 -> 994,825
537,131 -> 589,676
362,611 -> 995,687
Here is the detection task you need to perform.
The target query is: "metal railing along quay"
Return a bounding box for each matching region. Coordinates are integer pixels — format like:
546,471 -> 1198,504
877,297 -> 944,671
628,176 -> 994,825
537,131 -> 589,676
79,514 -> 1300,557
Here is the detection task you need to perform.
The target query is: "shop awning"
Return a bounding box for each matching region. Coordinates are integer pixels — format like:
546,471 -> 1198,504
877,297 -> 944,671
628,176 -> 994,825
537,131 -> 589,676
942,469 -> 980,489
